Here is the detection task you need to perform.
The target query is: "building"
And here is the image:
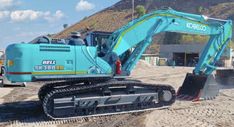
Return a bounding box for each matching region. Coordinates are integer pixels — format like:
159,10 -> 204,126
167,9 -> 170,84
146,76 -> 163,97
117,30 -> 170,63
141,54 -> 170,66
159,44 -> 233,67
141,54 -> 159,66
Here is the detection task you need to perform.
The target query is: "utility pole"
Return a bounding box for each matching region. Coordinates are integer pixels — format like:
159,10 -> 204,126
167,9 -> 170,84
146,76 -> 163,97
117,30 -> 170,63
132,0 -> 135,21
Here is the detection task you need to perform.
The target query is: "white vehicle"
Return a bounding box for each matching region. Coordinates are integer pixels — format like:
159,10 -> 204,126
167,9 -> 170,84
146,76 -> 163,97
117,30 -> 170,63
0,51 -> 26,87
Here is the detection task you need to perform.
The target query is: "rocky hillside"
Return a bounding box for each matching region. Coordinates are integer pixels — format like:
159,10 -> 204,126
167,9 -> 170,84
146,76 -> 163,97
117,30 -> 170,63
54,0 -> 234,53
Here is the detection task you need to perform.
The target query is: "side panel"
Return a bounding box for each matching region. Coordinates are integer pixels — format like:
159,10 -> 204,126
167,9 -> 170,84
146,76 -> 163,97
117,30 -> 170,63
5,44 -> 112,82
32,44 -> 76,76
6,44 -> 34,82
6,44 -> 76,82
75,46 -> 112,75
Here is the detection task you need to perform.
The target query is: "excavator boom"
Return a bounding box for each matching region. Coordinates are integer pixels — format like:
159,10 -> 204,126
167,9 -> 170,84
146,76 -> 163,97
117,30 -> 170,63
104,8 -> 232,100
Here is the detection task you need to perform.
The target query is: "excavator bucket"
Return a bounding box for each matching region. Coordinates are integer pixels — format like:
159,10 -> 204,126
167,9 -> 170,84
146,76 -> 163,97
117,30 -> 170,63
177,73 -> 219,101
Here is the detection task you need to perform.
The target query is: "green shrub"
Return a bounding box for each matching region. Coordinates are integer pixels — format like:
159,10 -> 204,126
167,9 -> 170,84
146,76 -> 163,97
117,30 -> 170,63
136,5 -> 146,17
197,6 -> 203,13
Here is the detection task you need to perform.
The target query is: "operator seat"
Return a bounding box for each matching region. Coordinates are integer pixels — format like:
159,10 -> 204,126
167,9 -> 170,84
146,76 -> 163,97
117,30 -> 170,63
68,38 -> 85,46
68,31 -> 86,46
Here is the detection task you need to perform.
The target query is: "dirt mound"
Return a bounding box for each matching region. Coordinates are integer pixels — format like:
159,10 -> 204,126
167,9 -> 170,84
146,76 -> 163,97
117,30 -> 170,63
55,0 -> 234,44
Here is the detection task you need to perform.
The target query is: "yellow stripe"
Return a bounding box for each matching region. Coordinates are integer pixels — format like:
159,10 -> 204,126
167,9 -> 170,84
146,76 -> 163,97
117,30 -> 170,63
76,71 -> 88,74
113,13 -> 208,50
32,71 -> 87,75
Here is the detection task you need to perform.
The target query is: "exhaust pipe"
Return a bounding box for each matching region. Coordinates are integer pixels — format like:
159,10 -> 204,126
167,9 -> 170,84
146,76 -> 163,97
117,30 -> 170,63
177,73 -> 219,101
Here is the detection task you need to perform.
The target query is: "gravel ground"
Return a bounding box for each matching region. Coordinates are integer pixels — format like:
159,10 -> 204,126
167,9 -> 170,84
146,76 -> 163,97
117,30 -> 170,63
0,61 -> 233,127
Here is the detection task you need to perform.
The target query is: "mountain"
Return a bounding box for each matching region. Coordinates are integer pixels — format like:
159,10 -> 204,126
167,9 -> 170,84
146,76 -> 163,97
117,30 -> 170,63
54,0 -> 234,53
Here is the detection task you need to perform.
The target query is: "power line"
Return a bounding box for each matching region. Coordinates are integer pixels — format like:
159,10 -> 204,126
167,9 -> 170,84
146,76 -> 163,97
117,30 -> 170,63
132,0 -> 134,21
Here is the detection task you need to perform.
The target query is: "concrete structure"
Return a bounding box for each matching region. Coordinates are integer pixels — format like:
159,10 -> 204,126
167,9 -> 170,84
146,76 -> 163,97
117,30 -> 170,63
141,54 -> 169,66
141,54 -> 159,66
159,44 -> 233,67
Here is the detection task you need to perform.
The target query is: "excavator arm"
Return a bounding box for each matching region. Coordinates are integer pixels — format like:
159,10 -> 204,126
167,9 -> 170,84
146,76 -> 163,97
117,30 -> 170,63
106,8 -> 232,100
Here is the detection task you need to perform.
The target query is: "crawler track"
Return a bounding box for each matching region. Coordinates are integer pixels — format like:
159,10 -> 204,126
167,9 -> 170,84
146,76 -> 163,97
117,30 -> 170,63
40,79 -> 176,120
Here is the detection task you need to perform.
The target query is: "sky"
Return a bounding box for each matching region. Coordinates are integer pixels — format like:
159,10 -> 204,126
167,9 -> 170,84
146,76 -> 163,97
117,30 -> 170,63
0,0 -> 120,49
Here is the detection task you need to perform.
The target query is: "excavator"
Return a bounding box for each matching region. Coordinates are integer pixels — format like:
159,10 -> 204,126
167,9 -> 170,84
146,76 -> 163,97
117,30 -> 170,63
0,51 -> 26,87
1,8 -> 232,119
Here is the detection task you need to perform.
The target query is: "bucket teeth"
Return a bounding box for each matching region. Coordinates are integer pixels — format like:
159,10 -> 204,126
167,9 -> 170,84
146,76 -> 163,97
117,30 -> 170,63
177,73 -> 219,101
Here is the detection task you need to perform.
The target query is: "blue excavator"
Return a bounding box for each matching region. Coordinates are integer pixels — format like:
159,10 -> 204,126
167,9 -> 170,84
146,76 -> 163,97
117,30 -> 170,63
1,8 -> 232,119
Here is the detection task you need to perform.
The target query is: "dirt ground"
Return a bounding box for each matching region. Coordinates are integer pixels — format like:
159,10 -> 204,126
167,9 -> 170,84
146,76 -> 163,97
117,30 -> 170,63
0,61 -> 234,127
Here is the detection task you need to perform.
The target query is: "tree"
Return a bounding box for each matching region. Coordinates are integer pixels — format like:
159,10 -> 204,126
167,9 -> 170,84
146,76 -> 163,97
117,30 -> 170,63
63,24 -> 69,29
197,6 -> 203,13
136,5 -> 146,17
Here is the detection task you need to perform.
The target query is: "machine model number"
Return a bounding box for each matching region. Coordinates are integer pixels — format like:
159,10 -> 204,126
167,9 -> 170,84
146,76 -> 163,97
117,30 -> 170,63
186,23 -> 206,31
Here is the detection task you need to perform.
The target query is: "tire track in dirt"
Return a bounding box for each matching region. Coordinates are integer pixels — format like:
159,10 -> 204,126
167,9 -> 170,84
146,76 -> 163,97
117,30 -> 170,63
145,99 -> 234,127
6,112 -> 147,127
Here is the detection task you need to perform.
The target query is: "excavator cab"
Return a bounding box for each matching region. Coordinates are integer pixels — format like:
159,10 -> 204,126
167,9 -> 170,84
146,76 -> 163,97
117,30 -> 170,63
85,31 -> 112,57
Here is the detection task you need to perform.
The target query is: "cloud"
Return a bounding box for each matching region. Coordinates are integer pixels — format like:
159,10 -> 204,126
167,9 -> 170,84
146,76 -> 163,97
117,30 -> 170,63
44,10 -> 64,22
76,0 -> 95,12
0,0 -> 14,9
0,11 -> 10,21
10,10 -> 43,22
0,0 -> 64,23
0,0 -> 20,10
55,10 -> 64,19
9,10 -> 64,22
